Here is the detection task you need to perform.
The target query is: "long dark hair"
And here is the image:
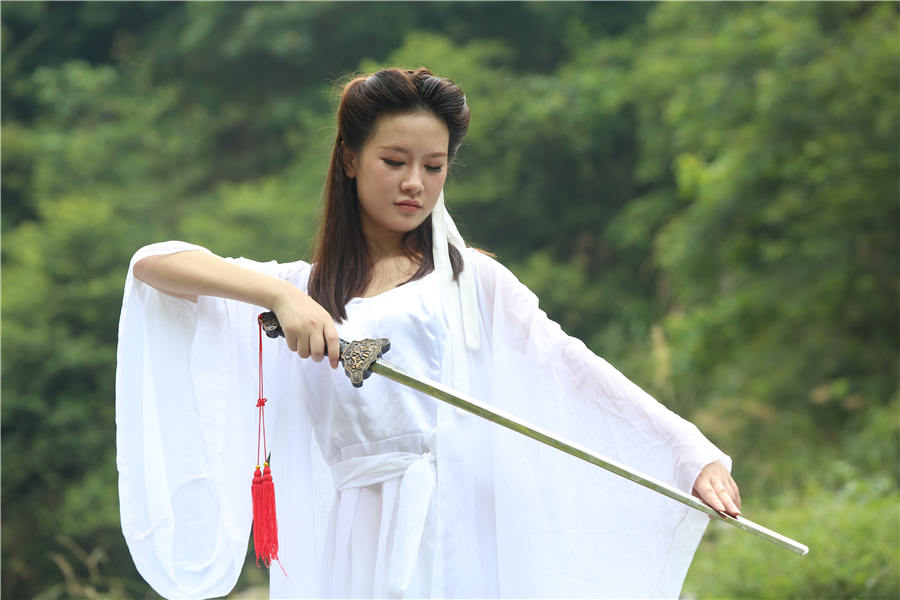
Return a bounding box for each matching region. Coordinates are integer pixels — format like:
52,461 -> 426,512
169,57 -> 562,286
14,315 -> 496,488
308,68 -> 470,320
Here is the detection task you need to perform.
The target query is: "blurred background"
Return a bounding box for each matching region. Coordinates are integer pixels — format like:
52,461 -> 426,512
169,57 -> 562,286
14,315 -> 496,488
2,2 -> 897,598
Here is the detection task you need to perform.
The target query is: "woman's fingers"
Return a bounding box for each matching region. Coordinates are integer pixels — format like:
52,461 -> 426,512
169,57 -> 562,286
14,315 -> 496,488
284,332 -> 299,353
695,481 -> 726,513
281,318 -> 339,368
693,461 -> 742,517
714,481 -> 741,516
269,289 -> 339,368
309,330 -> 326,362
729,477 -> 742,511
296,334 -> 311,359
307,318 -> 341,367
324,324 -> 341,369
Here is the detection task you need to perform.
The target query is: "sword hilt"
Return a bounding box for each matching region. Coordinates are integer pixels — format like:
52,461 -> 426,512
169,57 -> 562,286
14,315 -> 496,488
258,310 -> 349,352
258,311 -> 390,388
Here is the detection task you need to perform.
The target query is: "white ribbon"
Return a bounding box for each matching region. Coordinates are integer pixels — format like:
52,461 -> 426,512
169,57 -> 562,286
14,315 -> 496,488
431,191 -> 480,353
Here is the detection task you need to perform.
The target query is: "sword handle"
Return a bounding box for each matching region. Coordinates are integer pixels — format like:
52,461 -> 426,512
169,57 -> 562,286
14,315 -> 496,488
258,310 -> 350,353
258,312 -> 389,388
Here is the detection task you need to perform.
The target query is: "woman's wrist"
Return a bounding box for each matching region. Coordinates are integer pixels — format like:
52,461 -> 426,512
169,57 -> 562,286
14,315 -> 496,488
261,277 -> 301,311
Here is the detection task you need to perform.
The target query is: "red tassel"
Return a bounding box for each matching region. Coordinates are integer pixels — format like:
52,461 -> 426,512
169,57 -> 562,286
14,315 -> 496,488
251,462 -> 279,567
252,316 -> 285,574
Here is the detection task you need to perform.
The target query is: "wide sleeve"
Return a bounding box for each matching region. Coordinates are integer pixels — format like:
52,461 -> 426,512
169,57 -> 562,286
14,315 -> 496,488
115,241 -> 321,599
465,250 -> 730,598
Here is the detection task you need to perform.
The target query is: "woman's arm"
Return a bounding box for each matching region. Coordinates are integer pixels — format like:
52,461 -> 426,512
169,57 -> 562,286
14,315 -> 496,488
469,249 -> 741,517
134,250 -> 340,368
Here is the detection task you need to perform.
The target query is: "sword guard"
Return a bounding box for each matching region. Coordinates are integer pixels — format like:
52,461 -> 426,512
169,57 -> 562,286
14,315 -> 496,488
258,312 -> 389,387
341,338 -> 391,387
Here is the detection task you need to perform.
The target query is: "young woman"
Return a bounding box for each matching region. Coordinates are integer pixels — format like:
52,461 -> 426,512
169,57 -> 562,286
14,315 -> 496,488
117,68 -> 740,599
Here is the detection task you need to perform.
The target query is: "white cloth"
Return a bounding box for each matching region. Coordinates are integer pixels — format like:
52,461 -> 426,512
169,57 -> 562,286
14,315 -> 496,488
431,191 -> 480,353
116,241 -> 731,599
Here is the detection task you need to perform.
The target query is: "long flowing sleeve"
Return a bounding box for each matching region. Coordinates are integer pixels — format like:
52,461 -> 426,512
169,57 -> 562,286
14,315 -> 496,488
465,249 -> 730,598
115,242 -> 326,599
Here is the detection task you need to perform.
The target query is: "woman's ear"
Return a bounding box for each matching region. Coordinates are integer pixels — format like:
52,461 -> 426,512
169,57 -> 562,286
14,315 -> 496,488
341,144 -> 358,179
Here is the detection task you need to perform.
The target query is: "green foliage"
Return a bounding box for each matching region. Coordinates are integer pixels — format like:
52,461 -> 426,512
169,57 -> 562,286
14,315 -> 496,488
32,537 -> 161,600
643,3 -> 899,421
686,394 -> 900,599
686,490 -> 899,599
2,2 -> 897,598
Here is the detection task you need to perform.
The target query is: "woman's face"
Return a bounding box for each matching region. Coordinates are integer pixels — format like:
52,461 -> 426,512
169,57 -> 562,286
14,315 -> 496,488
343,111 -> 449,247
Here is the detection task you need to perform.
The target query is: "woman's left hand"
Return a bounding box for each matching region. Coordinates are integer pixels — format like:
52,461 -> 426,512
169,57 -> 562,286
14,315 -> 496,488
692,461 -> 742,517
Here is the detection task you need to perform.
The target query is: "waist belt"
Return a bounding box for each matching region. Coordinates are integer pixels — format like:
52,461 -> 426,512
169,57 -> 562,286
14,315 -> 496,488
330,432 -> 436,597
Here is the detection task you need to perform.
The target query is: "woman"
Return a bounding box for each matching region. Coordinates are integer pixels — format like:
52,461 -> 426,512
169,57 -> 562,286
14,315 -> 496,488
117,68 -> 740,599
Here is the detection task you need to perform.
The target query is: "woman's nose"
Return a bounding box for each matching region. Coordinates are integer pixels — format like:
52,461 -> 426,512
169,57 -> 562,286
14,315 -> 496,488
400,168 -> 424,194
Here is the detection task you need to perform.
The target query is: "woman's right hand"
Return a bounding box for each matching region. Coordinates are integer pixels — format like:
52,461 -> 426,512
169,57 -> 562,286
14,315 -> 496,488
270,286 -> 341,369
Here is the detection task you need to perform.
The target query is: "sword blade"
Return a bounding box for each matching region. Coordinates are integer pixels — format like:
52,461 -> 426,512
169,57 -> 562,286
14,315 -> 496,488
257,313 -> 808,556
371,355 -> 809,556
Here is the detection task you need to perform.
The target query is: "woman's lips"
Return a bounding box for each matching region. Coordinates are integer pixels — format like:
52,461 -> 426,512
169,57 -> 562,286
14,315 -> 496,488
394,201 -> 422,213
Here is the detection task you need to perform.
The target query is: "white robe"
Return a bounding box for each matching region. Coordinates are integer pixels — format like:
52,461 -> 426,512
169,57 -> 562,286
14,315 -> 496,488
116,241 -> 730,599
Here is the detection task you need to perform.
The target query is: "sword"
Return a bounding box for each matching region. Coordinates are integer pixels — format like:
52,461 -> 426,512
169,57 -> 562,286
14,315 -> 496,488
259,312 -> 809,556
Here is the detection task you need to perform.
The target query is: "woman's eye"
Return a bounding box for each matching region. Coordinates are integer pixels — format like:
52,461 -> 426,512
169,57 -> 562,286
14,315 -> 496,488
382,158 -> 442,172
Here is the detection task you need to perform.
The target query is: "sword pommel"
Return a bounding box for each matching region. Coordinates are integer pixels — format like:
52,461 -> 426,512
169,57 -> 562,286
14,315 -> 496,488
259,311 -> 285,339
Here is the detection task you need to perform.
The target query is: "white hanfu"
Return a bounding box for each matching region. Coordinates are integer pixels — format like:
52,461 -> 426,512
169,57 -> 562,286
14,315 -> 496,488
116,240 -> 730,600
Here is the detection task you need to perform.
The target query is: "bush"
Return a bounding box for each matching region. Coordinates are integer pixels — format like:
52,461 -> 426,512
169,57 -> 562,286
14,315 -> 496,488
684,485 -> 899,599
